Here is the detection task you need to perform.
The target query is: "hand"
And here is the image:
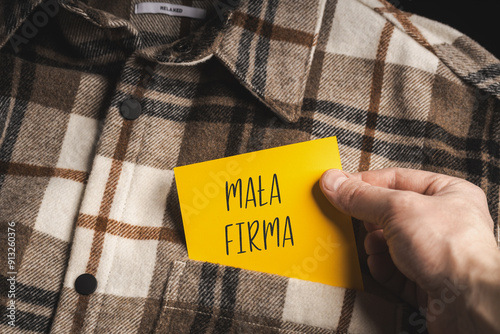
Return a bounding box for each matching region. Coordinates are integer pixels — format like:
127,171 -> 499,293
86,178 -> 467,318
320,167 -> 500,334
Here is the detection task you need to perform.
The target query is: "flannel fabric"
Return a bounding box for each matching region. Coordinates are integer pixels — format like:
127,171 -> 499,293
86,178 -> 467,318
1,0 -> 499,333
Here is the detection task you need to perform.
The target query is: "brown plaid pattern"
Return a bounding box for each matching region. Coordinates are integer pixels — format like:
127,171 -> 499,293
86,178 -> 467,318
0,0 -> 499,333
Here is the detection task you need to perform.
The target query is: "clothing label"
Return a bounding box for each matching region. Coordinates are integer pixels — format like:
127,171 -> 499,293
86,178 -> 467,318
135,2 -> 207,19
174,137 -> 363,290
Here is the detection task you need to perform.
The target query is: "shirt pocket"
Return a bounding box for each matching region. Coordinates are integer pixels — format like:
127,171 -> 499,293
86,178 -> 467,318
154,259 -> 291,334
154,259 -> 407,334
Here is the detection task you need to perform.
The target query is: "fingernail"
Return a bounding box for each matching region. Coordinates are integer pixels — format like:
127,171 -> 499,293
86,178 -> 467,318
322,169 -> 348,192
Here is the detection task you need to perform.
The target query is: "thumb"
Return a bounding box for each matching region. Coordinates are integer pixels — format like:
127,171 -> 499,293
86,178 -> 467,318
320,169 -> 406,227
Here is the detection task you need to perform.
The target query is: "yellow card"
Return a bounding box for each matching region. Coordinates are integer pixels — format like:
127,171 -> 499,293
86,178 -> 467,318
174,136 -> 363,290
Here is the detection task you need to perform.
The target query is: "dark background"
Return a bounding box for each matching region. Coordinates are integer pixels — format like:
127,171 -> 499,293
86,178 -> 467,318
387,0 -> 499,59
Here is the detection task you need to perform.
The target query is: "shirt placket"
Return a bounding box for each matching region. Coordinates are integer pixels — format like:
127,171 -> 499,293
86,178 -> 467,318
44,1 -> 235,330
49,54 -> 156,333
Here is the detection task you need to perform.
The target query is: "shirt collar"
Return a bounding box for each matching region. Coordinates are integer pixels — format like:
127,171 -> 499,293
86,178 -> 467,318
0,0 -> 326,123
213,0 -> 327,122
0,0 -> 45,49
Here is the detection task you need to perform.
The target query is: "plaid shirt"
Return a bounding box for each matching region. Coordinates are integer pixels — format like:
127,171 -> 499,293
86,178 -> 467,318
1,0 -> 499,333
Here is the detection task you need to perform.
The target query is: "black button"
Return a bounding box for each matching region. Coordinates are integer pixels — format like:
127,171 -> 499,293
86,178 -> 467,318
174,40 -> 192,53
75,273 -> 97,295
120,99 -> 142,120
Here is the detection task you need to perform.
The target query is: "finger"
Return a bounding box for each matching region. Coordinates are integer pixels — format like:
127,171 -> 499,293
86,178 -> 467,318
367,253 -> 418,308
346,167 -> 453,195
367,252 -> 398,285
320,169 -> 411,227
365,230 -> 388,255
364,221 -> 381,233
